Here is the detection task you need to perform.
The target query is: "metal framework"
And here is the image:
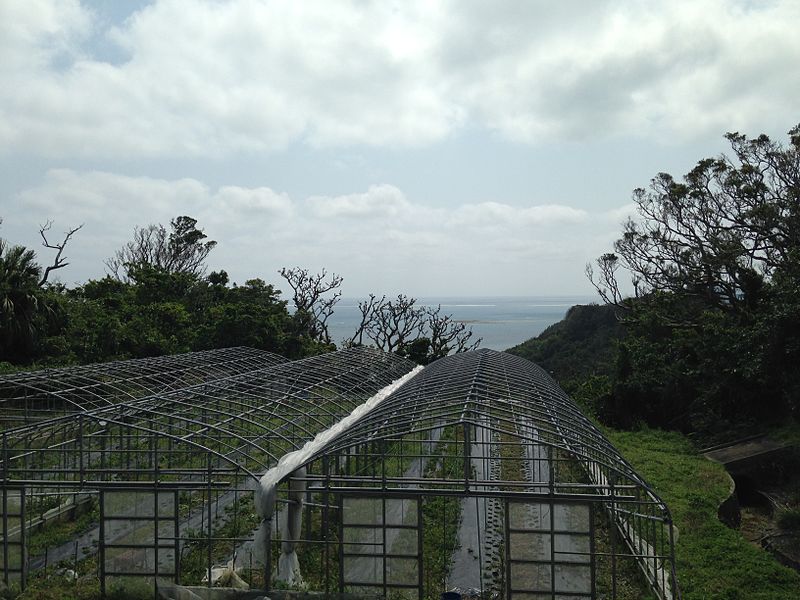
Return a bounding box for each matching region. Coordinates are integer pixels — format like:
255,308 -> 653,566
0,347 -> 679,600
0,347 -> 415,595
0,347 -> 286,428
267,349 -> 679,599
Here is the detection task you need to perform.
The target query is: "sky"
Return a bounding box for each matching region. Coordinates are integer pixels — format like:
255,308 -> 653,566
1,0 -> 798,298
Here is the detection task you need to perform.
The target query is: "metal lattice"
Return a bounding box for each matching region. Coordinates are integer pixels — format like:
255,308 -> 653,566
0,347 -> 286,428
0,347 -> 679,600
0,347 -> 416,595
286,349 -> 679,599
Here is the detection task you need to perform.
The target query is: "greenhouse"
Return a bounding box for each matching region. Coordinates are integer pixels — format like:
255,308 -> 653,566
0,347 -> 679,600
0,346 -> 286,428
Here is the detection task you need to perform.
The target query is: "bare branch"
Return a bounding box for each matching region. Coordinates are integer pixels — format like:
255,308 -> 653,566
106,216 -> 215,280
38,220 -> 84,286
279,267 -> 343,344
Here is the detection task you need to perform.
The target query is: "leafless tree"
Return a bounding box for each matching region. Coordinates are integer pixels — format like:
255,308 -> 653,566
346,294 -> 481,362
424,304 -> 481,358
37,220 -> 84,286
362,294 -> 424,353
585,253 -> 627,307
279,267 -> 343,344
349,293 -> 384,347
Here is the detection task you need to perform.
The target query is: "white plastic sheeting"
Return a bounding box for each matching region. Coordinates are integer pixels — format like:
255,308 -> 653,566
254,365 -> 423,584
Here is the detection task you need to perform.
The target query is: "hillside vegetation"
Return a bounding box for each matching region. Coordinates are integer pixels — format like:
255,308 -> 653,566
510,124 -> 800,598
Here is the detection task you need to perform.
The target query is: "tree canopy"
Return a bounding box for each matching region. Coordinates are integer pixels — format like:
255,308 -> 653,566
587,124 -> 800,437
0,216 -> 480,370
346,293 -> 481,364
106,215 -> 217,280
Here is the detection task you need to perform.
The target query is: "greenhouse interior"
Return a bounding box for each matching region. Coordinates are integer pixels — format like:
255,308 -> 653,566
0,346 -> 679,600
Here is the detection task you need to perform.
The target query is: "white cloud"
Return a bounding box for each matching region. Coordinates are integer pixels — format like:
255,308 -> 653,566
5,169 -> 295,282
605,202 -> 638,224
215,186 -> 292,217
450,202 -> 587,228
1,0 -> 798,158
3,170 -> 606,294
307,184 -> 411,219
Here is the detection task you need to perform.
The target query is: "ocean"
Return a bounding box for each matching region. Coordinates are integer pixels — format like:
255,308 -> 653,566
326,295 -> 596,351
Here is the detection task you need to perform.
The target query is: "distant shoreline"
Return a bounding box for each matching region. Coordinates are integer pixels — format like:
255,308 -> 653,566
327,295 -> 595,351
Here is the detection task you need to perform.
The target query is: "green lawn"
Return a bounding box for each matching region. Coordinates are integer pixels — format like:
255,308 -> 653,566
606,427 -> 800,600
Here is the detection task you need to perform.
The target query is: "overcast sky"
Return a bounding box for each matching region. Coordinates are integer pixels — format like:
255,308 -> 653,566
1,0 -> 798,297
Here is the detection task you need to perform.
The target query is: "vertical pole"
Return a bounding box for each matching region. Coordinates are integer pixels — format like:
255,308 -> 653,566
100,490 -> 106,599
651,510 -> 658,592
610,472 -> 617,599
78,414 -> 85,486
382,496 -> 387,598
153,469 -> 159,592
548,446 -> 556,597
2,487 -> 8,589
589,505 -> 596,599
323,481 -> 330,595
668,520 -> 678,598
504,498 -> 511,599
549,499 -> 556,598
417,499 -> 423,600
338,494 -> 344,595
463,421 -> 471,492
264,517 -> 272,592
206,455 -> 212,588
475,496 -> 483,596
19,487 -> 26,590
174,490 -> 180,585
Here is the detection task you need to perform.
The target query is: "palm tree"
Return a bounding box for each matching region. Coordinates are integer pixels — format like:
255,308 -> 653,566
0,238 -> 43,362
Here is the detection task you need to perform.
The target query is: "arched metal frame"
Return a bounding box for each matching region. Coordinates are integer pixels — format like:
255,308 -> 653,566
0,347 -> 416,594
0,347 -> 287,427
0,347 -> 679,600
288,349 -> 679,599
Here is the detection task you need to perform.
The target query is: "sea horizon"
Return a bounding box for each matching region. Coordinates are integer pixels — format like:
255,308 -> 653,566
327,294 -> 598,351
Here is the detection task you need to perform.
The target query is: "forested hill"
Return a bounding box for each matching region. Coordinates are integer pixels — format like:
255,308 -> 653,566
506,303 -> 622,384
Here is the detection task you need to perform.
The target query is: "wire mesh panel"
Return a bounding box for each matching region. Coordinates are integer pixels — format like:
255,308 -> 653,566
339,495 -> 422,599
0,487 -> 26,589
0,347 -> 287,428
100,489 -> 178,596
506,499 -> 593,599
300,349 -> 679,599
0,347 -> 417,593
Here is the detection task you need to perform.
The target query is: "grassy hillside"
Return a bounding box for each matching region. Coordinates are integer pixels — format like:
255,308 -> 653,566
608,427 -> 800,599
507,303 -> 622,382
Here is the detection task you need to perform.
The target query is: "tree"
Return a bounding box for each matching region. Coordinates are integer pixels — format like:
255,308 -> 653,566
424,304 -> 481,359
346,294 -> 481,364
589,125 -> 800,315
0,218 -> 82,363
106,216 -> 216,279
37,220 -> 84,286
589,124 -> 800,434
278,267 -> 343,345
0,238 -> 42,362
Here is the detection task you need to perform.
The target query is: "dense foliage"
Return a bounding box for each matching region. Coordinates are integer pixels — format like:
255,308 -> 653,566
508,303 -> 621,381
0,265 -> 328,368
580,125 -> 800,438
1,215 -> 479,369
0,217 -> 333,369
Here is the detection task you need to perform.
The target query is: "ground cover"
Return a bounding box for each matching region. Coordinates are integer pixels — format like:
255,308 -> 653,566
606,427 -> 800,600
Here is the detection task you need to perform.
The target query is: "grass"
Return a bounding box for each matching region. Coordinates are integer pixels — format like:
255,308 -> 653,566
179,493 -> 261,585
27,496 -> 100,558
606,427 -> 800,600
421,426 -> 463,599
10,558 -> 100,600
